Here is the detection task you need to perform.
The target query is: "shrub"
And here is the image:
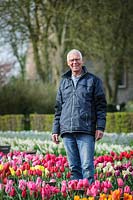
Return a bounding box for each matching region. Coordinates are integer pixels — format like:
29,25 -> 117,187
125,101 -> 133,112
105,112 -> 133,133
30,114 -> 54,131
0,114 -> 24,131
0,79 -> 56,115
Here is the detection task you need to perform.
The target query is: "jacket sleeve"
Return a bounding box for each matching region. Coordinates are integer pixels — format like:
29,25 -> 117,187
94,78 -> 107,131
52,80 -> 63,135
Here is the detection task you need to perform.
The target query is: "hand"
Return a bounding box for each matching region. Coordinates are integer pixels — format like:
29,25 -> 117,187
52,134 -> 60,144
95,130 -> 104,141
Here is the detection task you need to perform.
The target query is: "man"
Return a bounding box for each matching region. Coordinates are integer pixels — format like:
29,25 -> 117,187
52,49 -> 106,184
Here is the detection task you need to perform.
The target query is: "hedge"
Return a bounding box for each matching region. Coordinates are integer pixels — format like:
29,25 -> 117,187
0,113 -> 132,133
106,112 -> 133,133
0,115 -> 24,131
30,114 -> 54,131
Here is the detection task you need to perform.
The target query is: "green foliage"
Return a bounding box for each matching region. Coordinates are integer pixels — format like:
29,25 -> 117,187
125,101 -> 133,112
0,112 -> 132,132
0,79 -> 56,115
30,114 -> 54,131
106,112 -> 133,133
0,114 -> 24,131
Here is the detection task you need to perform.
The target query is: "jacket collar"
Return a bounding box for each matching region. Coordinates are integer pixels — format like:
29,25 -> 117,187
62,66 -> 88,78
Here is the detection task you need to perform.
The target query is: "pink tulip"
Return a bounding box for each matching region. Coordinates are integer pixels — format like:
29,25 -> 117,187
50,179 -> 56,183
117,178 -> 124,187
83,178 -> 89,188
103,186 -> 108,194
90,185 -> 98,196
18,179 -> 27,190
124,185 -> 130,193
41,186 -> 51,200
104,180 -> 112,189
27,181 -> 37,191
36,177 -> 42,189
5,180 -> 14,193
0,183 -> 3,190
61,180 -> 67,193
68,180 -> 78,190
94,180 -> 101,189
77,179 -> 83,189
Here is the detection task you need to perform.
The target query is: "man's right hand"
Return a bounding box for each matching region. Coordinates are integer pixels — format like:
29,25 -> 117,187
52,134 -> 60,144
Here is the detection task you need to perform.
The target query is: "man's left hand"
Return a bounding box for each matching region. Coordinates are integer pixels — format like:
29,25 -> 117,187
95,130 -> 104,141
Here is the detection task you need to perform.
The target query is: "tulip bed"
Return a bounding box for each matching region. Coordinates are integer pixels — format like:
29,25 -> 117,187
0,131 -> 133,155
0,131 -> 133,199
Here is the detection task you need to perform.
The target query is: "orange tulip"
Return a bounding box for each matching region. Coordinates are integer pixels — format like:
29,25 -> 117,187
74,195 -> 80,200
99,193 -> 107,200
111,189 -> 121,200
124,193 -> 133,200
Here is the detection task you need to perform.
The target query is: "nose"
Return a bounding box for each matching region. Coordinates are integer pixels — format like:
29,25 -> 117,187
73,59 -> 77,63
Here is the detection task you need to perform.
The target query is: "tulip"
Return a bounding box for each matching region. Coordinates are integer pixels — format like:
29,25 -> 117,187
0,183 -> 3,190
99,193 -> 107,200
66,172 -> 71,179
9,187 -> 16,197
77,179 -> 83,189
22,189 -> 27,198
74,195 -> 80,200
5,180 -> 14,193
90,185 -> 98,197
124,193 -> 133,200
56,171 -> 62,178
18,179 -> 27,190
124,185 -> 130,194
16,169 -> 22,176
61,180 -> 67,193
83,178 -> 89,188
117,178 -> 124,187
115,170 -> 121,176
68,180 -> 78,190
111,189 -> 121,200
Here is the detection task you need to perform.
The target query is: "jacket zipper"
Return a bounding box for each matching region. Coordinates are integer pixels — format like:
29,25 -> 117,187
71,81 -> 75,132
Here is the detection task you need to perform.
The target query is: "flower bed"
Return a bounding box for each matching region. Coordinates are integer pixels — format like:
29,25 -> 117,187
0,131 -> 133,199
0,150 -> 133,199
0,131 -> 132,156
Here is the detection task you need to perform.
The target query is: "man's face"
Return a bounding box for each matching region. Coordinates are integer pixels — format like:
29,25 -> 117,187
67,53 -> 83,75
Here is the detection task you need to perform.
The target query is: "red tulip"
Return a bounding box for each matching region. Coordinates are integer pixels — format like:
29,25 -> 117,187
22,189 -> 27,198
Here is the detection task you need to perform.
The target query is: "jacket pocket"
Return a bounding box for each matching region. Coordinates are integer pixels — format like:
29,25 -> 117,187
80,112 -> 90,126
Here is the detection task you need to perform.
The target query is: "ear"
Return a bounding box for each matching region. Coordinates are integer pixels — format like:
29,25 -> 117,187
67,61 -> 70,67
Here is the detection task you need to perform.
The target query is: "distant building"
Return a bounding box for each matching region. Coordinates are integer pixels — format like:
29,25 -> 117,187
85,59 -> 133,105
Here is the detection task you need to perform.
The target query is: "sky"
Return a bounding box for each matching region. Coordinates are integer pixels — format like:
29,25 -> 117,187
0,40 -> 22,77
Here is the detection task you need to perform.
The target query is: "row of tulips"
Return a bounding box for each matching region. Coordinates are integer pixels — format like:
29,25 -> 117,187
0,131 -> 132,156
0,150 -> 133,199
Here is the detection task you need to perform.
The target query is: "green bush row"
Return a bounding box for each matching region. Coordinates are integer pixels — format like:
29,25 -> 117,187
0,79 -> 56,115
0,113 -> 132,133
106,112 -> 133,133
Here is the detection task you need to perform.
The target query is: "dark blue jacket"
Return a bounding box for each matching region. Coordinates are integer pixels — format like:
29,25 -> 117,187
52,66 -> 107,137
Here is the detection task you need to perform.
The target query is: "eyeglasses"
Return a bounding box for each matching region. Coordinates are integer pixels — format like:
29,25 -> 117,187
69,58 -> 81,63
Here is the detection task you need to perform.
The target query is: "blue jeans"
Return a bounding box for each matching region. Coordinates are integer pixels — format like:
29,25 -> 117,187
62,133 -> 95,184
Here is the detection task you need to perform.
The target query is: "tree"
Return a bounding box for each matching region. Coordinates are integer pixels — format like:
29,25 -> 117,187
0,0 -> 76,84
0,0 -> 132,104
0,0 -> 28,79
70,0 -> 133,104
